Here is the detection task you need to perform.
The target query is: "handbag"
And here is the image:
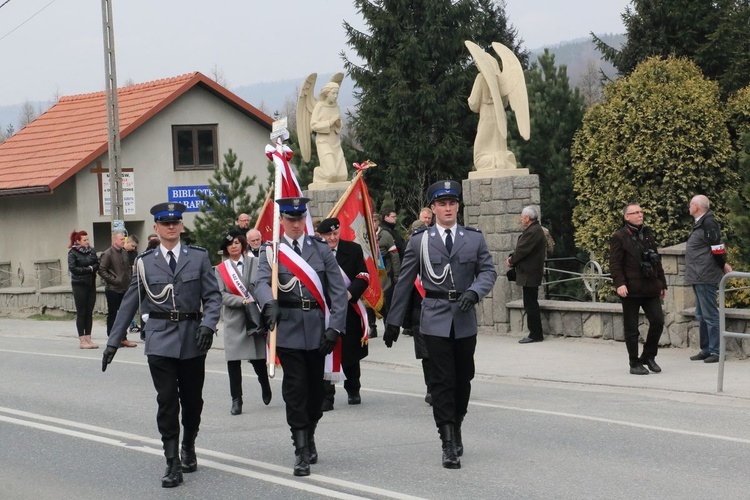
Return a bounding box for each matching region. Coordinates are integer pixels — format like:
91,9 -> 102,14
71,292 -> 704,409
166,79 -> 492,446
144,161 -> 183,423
244,301 -> 264,336
506,267 -> 516,282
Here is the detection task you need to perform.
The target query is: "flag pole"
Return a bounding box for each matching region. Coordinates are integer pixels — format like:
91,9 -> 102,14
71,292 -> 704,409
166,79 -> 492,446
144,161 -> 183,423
267,118 -> 289,378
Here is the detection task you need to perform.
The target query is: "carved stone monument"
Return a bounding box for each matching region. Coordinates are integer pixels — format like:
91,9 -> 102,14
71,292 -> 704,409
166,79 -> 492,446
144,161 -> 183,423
465,41 -> 530,179
297,72 -> 350,190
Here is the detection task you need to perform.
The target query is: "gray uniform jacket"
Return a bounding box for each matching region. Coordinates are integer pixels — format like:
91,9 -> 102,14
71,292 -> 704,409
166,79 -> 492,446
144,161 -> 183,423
254,236 -> 348,350
386,225 -> 497,339
215,256 -> 266,362
107,245 -> 222,359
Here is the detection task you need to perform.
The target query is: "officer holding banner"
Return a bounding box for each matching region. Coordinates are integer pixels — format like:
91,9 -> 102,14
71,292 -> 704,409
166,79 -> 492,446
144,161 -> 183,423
254,197 -> 348,477
383,181 -> 497,470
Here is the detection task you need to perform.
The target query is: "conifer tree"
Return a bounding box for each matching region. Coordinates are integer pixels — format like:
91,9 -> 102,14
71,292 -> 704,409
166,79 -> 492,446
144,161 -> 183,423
191,149 -> 267,262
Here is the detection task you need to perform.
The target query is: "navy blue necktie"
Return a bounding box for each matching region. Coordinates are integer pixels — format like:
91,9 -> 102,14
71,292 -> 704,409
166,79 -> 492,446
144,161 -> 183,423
445,229 -> 453,254
293,240 -> 301,256
167,251 -> 176,272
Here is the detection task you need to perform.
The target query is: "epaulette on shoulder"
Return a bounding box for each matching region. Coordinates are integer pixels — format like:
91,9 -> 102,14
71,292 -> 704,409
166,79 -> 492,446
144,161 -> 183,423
463,226 -> 482,233
137,249 -> 156,258
188,244 -> 207,252
411,226 -> 429,236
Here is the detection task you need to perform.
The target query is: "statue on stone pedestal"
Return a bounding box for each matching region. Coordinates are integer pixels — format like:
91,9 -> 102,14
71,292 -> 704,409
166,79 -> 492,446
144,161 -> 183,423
465,41 -> 530,171
297,72 -> 348,185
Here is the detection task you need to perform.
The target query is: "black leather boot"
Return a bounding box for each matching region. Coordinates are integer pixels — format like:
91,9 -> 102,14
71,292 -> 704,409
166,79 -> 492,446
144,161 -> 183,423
308,422 -> 318,464
259,375 -> 272,405
230,397 -> 243,415
162,439 -> 184,488
438,424 -> 461,469
292,429 -> 310,476
455,416 -> 464,457
180,428 -> 198,473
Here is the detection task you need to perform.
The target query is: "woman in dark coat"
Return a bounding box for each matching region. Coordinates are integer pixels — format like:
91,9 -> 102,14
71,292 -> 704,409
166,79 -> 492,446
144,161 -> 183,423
67,229 -> 100,349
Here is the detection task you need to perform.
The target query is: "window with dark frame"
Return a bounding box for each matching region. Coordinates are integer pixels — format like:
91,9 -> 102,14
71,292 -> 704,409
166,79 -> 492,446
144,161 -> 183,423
172,125 -> 218,170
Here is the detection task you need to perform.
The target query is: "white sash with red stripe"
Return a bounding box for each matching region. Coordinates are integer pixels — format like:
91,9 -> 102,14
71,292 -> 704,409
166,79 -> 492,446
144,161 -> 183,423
217,260 -> 254,300
277,244 -> 344,382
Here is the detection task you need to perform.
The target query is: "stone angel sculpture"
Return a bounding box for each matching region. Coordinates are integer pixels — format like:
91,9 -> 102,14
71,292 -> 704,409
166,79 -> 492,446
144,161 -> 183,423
297,72 -> 348,184
465,41 -> 530,170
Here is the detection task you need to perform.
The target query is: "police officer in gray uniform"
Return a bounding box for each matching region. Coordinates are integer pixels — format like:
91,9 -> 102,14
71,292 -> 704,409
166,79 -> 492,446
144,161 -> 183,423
102,202 -> 221,488
254,197 -> 348,477
384,181 -> 497,469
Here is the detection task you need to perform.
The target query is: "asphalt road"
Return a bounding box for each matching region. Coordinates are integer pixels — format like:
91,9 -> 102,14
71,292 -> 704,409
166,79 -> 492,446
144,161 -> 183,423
1,318 -> 750,499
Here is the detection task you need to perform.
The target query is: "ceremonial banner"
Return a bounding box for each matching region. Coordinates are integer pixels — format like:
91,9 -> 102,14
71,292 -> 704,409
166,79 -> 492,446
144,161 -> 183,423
328,171 -> 384,312
254,145 -> 314,240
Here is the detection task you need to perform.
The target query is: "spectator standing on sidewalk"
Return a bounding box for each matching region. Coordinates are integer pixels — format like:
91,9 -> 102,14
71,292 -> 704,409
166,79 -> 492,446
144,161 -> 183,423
67,230 -> 100,349
686,195 -> 732,364
99,231 -> 137,348
609,203 -> 667,375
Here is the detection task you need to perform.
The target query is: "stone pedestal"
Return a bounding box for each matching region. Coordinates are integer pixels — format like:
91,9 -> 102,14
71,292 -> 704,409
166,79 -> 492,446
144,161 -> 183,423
304,184 -> 351,221
462,173 -> 540,334
467,168 -> 530,180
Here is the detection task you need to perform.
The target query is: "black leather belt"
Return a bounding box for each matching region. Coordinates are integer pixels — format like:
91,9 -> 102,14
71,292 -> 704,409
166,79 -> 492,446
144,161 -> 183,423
149,311 -> 203,322
278,299 -> 321,311
424,290 -> 462,302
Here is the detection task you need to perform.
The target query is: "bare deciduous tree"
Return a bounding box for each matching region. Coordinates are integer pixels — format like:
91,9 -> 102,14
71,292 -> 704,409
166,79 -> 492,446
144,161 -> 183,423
578,60 -> 602,108
210,64 -> 229,88
18,100 -> 38,129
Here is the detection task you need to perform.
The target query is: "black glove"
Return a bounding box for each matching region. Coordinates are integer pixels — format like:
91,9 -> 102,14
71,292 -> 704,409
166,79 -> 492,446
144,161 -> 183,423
101,345 -> 118,372
319,328 -> 340,356
457,290 -> 479,313
383,324 -> 400,348
262,300 -> 280,332
195,326 -> 214,351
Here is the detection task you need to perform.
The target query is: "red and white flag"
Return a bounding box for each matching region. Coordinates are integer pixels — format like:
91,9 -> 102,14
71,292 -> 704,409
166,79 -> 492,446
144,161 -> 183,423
254,145 -> 314,240
328,169 -> 384,314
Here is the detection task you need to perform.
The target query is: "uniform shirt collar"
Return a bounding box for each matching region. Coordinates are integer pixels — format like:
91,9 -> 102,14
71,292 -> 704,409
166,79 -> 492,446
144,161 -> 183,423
160,242 -> 182,262
282,233 -> 305,249
435,223 -> 458,243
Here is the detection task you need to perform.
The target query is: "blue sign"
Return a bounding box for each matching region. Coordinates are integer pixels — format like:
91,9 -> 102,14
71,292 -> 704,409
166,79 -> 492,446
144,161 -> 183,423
168,185 -> 218,212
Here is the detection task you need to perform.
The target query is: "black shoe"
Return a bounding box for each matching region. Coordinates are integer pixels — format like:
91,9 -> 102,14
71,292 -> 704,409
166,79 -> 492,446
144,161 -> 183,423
230,397 -> 243,415
690,351 -> 710,361
162,457 -> 184,488
368,327 -> 378,339
402,328 -> 413,337
321,399 -> 334,412
347,393 -> 361,405
292,430 -> 310,476
641,358 -> 662,373
425,393 -> 432,406
704,354 -> 720,363
438,425 -> 461,469
518,336 -> 541,344
629,364 -> 649,375
260,379 -> 272,406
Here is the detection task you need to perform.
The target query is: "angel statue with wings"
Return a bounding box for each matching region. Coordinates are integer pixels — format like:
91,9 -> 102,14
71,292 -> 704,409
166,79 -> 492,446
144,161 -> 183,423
297,72 -> 348,185
465,41 -> 530,171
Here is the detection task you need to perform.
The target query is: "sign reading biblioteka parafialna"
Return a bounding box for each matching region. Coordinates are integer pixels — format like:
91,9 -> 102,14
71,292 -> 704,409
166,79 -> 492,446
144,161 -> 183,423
168,185 -> 227,212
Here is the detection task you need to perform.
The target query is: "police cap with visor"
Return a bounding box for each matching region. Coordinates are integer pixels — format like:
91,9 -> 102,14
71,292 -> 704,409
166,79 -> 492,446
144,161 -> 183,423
427,180 -> 461,204
150,202 -> 186,222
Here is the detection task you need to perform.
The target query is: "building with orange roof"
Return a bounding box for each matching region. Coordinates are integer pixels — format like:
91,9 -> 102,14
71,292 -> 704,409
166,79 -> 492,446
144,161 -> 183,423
0,72 -> 272,293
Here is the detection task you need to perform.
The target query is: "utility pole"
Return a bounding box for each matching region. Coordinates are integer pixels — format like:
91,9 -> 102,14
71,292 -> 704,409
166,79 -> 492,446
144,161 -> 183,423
101,0 -> 124,229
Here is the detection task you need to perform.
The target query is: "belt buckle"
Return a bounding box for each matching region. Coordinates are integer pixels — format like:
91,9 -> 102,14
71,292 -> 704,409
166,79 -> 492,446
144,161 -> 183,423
448,290 -> 458,302
301,298 -> 311,311
169,310 -> 180,322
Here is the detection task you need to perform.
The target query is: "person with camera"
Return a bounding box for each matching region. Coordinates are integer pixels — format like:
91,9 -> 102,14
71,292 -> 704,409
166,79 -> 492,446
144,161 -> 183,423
609,203 -> 667,375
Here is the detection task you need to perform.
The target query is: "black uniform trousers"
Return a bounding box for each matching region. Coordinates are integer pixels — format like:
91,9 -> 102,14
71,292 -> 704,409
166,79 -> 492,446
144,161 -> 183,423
422,327 -> 477,427
620,295 -> 664,365
277,347 -> 325,431
148,354 -> 206,443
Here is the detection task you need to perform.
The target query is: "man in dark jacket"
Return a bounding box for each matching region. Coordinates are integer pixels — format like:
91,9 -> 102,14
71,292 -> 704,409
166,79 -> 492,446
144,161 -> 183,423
318,217 -> 369,410
609,203 -> 667,375
380,206 -> 406,259
99,231 -> 137,348
686,195 -> 732,363
507,205 -> 547,344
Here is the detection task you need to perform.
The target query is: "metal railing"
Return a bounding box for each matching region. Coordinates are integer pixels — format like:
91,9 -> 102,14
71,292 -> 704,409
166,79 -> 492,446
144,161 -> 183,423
717,271 -> 750,392
542,253 -> 612,302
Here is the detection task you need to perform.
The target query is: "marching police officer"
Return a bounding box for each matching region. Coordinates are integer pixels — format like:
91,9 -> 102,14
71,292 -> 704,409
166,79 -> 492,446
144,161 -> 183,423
383,181 -> 497,469
254,197 -> 348,477
102,202 -> 221,488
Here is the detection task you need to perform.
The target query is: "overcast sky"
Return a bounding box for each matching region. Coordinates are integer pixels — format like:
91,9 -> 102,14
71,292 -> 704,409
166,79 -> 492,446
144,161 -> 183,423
0,0 -> 629,106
